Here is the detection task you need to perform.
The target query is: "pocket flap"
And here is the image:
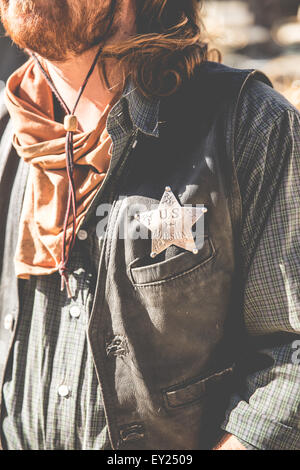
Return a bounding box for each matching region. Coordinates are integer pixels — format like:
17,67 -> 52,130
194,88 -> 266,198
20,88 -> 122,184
163,365 -> 235,409
129,236 -> 215,286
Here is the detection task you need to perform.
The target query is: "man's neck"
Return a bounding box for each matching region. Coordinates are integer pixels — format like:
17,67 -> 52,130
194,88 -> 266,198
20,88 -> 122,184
46,49 -> 121,133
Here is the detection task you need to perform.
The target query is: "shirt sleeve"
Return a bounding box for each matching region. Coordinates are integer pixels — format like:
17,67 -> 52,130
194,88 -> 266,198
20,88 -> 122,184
221,80 -> 300,450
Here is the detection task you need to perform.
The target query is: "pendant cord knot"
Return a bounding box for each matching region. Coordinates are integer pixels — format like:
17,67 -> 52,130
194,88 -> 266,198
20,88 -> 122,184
58,263 -> 72,299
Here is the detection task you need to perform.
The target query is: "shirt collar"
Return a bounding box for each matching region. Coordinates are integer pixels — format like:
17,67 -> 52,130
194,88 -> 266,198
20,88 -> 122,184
110,79 -> 160,138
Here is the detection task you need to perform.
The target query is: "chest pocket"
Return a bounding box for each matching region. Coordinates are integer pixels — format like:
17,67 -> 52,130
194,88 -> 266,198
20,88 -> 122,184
128,235 -> 216,287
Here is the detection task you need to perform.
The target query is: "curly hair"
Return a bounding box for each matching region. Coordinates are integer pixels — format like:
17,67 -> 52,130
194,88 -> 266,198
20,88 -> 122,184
101,0 -> 217,97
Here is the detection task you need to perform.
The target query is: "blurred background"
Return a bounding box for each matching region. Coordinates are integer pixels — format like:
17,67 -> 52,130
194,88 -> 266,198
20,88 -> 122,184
203,0 -> 300,109
0,0 -> 300,109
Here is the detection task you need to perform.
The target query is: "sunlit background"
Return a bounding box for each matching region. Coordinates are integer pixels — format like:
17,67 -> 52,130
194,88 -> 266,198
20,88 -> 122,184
203,0 -> 300,109
0,0 -> 300,109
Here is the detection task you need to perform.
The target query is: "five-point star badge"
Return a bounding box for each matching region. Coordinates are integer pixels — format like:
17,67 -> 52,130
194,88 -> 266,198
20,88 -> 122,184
135,187 -> 207,258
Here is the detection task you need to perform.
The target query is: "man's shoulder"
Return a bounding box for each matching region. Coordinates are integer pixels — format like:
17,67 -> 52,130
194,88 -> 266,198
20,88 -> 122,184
172,61 -> 274,127
0,86 -> 21,185
191,61 -> 271,96
237,78 -> 299,140
199,61 -> 300,140
192,61 -> 297,119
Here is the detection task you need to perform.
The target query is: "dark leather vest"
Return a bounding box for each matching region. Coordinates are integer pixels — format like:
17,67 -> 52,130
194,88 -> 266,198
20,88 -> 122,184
0,62 -> 272,449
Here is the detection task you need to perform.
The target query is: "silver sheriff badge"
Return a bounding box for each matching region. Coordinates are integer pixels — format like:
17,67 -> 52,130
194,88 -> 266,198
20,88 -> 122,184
135,187 -> 207,258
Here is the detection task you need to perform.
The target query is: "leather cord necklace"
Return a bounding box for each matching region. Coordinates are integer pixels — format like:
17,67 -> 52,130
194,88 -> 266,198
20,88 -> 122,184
31,46 -> 103,298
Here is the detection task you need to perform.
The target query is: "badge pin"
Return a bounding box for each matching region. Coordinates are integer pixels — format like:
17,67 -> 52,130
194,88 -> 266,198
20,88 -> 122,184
136,187 -> 207,257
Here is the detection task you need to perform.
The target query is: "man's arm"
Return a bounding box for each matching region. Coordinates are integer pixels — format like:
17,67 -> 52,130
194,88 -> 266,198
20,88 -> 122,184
221,81 -> 300,450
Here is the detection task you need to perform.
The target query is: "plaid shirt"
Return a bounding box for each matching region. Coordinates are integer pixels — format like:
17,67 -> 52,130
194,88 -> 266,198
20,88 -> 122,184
1,77 -> 300,450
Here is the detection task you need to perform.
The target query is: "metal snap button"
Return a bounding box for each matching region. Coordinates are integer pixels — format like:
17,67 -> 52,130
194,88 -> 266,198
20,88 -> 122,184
58,385 -> 71,398
4,314 -> 14,331
77,229 -> 88,241
69,306 -> 81,319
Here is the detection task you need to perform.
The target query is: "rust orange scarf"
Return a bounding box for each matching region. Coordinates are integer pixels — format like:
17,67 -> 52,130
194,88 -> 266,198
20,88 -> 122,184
5,58 -> 114,279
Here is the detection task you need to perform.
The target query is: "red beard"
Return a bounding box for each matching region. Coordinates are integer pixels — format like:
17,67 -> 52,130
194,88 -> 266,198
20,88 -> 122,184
0,0 -> 119,61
